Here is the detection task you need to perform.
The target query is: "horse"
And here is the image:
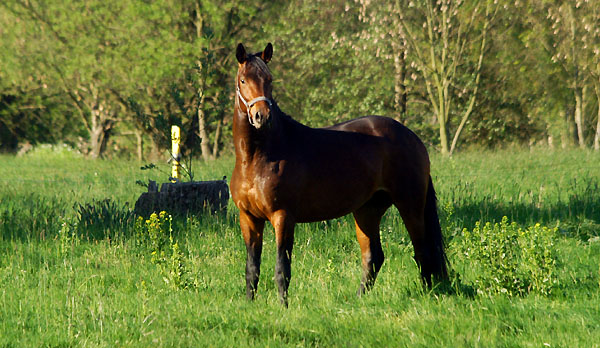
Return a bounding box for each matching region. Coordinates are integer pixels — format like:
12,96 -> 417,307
230,42 -> 448,306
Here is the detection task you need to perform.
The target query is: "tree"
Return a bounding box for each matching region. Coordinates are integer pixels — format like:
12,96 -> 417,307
1,0 -> 199,158
354,0 -> 410,122
186,0 -> 265,160
530,0 -> 600,149
124,0 -> 269,161
575,2 -> 600,150
263,0 -> 395,130
395,0 -> 499,155
0,8 -> 81,151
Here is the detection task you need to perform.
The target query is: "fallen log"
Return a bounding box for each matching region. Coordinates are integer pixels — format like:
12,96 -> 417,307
134,179 -> 229,217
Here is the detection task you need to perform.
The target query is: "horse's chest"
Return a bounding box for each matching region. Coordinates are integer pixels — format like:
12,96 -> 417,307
232,162 -> 283,218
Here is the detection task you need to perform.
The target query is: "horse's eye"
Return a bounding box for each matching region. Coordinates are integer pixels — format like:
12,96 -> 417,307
241,79 -> 245,84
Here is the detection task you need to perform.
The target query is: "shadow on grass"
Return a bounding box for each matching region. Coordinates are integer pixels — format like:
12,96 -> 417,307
428,270 -> 477,299
0,192 -> 69,241
0,193 -> 239,242
449,193 -> 600,241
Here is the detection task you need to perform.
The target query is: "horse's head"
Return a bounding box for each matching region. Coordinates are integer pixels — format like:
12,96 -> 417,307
236,43 -> 273,129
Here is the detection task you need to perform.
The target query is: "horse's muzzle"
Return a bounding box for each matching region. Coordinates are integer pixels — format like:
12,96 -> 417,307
250,109 -> 271,129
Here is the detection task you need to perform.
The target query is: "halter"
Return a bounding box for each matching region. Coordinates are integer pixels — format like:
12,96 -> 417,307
236,80 -> 272,125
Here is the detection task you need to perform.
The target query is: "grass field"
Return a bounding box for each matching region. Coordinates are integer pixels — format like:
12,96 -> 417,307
1,146 -> 599,347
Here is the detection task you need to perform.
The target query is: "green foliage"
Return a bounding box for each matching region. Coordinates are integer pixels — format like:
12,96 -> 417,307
0,93 -> 83,153
0,193 -> 67,241
440,201 -> 461,240
163,238 -> 194,290
135,211 -> 194,290
75,199 -> 135,240
455,216 -> 558,296
2,0 -> 600,156
135,212 -> 172,263
56,218 -> 80,257
520,223 -> 558,295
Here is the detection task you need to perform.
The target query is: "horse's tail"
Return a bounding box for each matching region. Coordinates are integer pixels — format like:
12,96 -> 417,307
423,175 -> 449,284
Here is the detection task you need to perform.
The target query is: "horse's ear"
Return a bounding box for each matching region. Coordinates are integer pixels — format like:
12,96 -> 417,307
261,43 -> 273,63
236,43 -> 247,64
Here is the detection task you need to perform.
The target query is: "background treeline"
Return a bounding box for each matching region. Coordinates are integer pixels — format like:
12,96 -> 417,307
1,0 -> 599,159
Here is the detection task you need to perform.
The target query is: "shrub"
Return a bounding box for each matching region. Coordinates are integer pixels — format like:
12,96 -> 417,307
135,211 -> 171,263
455,216 -> 557,296
520,223 -> 557,295
56,218 -> 80,257
135,211 -> 194,290
76,199 -> 135,240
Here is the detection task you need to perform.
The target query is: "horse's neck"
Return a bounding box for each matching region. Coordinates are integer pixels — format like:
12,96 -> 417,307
233,106 -> 286,162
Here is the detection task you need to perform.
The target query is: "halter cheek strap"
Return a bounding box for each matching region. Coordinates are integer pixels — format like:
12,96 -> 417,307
236,82 -> 272,124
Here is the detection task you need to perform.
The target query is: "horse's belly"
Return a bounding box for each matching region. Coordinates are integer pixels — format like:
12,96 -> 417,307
294,202 -> 364,223
289,164 -> 380,222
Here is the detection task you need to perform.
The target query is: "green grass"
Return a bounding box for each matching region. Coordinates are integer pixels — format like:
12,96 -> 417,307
0,147 -> 599,347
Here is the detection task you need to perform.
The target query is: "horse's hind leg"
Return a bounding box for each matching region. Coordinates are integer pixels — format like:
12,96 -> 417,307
353,192 -> 391,295
396,205 -> 432,287
395,188 -> 446,287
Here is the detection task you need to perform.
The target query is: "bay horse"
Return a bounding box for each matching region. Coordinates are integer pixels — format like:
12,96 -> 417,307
230,43 -> 448,306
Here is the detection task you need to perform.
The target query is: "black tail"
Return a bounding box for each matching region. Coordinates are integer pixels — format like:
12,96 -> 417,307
423,175 -> 448,285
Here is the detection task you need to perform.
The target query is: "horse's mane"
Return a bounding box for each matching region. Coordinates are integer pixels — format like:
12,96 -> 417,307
271,99 -> 301,127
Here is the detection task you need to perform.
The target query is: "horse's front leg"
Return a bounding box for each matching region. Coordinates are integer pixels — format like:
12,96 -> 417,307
240,211 -> 265,300
270,210 -> 295,307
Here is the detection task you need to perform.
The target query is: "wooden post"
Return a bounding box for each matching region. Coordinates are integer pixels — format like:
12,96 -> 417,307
171,125 -> 181,182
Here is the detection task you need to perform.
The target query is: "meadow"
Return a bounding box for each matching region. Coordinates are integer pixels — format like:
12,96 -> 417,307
0,146 -> 599,347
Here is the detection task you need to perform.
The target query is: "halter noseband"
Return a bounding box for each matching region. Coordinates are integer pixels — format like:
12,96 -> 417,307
236,80 -> 272,125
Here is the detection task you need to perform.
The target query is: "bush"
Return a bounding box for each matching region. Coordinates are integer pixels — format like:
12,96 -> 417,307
520,223 -> 557,295
56,218 -> 80,257
135,211 -> 194,290
76,199 -> 135,240
135,211 -> 171,263
454,216 -> 557,296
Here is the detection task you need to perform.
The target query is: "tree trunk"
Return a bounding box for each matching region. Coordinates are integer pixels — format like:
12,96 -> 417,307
393,48 -> 407,123
438,108 -> 450,155
89,104 -> 112,159
563,103 -> 577,147
89,125 -> 105,159
594,102 -> 600,151
212,116 -> 222,158
574,86 -> 585,148
194,2 -> 212,160
449,4 -> 490,155
568,5 -> 586,149
89,124 -> 112,159
197,93 -> 212,160
594,83 -> 600,150
149,136 -> 162,161
435,79 -> 451,156
136,130 -> 143,161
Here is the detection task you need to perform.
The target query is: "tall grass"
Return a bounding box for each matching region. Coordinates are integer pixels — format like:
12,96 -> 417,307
433,149 -> 600,238
0,148 -> 599,347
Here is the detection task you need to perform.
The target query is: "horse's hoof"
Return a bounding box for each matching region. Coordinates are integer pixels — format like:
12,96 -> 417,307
280,297 -> 288,307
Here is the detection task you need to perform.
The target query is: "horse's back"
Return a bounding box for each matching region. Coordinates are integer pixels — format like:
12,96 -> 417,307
326,115 -> 429,163
327,115 -> 431,196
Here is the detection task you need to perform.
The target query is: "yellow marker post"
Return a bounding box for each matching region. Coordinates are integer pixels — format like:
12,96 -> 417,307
171,125 -> 181,182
